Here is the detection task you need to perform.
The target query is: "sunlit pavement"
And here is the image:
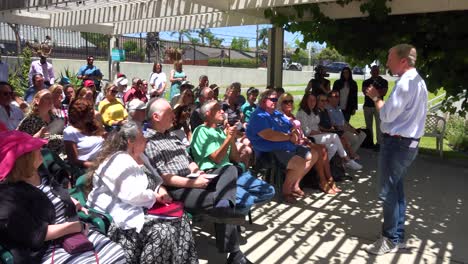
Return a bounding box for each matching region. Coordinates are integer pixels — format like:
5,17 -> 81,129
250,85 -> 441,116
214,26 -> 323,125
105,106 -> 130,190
193,149 -> 468,264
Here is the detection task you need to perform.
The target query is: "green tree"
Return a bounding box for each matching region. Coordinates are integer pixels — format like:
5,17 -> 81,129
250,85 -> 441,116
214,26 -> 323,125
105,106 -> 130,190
170,30 -> 193,47
80,32 -> 109,49
197,28 -> 212,45
230,37 -> 250,51
8,47 -> 32,96
258,28 -> 269,49
207,35 -> 224,48
316,47 -> 344,63
123,41 -> 138,52
265,1 -> 468,115
188,37 -> 200,45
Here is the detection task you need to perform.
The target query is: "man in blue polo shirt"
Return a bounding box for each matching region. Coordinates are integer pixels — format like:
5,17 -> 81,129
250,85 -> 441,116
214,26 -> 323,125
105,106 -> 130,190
364,44 -> 428,255
246,89 -> 317,203
77,55 -> 103,90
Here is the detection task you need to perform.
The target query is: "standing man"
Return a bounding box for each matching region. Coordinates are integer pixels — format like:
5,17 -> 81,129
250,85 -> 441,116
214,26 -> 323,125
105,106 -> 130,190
77,55 -> 103,91
362,65 -> 388,150
29,52 -> 55,87
364,44 -> 428,255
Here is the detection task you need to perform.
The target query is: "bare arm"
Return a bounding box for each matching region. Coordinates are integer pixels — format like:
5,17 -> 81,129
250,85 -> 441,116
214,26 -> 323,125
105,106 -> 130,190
161,173 -> 210,189
45,221 -> 82,241
209,125 -> 236,164
258,128 -> 290,142
64,141 -> 94,168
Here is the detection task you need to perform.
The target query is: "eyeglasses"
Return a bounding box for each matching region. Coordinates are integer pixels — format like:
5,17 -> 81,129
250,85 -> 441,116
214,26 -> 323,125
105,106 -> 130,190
267,97 -> 278,102
282,100 -> 294,104
1,91 -> 13,97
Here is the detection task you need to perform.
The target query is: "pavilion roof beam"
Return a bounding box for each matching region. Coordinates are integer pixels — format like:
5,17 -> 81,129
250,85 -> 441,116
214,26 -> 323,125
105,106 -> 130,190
113,11 -> 268,34
0,0 -> 83,12
50,0 -> 218,28
0,10 -> 50,27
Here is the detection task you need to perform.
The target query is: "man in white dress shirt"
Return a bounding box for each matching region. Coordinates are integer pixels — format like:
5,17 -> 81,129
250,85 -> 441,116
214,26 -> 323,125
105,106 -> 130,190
364,44 -> 428,255
29,52 -> 55,87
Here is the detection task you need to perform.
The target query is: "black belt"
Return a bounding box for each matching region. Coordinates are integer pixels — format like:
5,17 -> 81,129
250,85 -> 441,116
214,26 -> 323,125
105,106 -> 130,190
383,133 -> 419,141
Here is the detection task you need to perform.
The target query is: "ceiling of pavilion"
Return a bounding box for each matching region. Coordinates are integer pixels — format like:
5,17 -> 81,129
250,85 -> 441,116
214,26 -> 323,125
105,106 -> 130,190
0,0 -> 467,34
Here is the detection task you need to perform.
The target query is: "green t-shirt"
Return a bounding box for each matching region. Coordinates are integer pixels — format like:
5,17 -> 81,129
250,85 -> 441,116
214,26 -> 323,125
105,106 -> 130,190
241,102 -> 256,123
190,125 -> 232,171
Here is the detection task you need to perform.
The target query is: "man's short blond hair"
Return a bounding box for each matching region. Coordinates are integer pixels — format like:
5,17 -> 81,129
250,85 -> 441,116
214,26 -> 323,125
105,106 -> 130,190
390,44 -> 417,67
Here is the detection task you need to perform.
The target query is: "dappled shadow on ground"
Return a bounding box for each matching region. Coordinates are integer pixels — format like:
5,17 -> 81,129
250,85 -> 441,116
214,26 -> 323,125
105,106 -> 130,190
192,149 -> 468,264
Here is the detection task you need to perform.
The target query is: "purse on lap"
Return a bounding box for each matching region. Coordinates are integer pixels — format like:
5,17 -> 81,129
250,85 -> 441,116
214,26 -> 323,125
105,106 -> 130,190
147,201 -> 184,218
60,232 -> 94,254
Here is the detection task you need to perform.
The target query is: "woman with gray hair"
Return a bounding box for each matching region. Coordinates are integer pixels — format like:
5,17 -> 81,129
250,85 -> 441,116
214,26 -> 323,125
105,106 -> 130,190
87,121 -> 198,264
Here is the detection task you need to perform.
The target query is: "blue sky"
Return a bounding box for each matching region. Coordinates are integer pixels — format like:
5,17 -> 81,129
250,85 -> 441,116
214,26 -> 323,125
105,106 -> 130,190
152,25 -> 325,50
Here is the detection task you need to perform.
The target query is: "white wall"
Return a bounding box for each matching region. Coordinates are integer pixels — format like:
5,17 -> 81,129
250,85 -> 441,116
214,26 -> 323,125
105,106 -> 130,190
4,56 -> 371,88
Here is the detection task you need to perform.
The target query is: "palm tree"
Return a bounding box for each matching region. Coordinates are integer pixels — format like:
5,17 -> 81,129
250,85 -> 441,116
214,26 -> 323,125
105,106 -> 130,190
258,28 -> 269,49
196,28 -> 213,45
170,30 -> 194,48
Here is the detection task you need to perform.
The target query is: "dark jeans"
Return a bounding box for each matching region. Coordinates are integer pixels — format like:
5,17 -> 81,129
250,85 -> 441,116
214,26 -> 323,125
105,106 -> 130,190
378,135 -> 418,244
168,165 -> 240,252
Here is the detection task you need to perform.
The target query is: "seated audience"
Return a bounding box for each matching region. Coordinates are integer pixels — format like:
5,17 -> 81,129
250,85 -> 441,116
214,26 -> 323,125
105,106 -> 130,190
278,93 -> 341,194
191,100 -> 275,213
296,92 -> 362,170
87,122 -> 198,264
327,90 -> 366,154
210,83 -> 220,101
171,104 -> 192,147
144,98 -> 249,264
98,83 -> 128,128
222,84 -> 252,168
124,78 -> 148,104
170,81 -> 194,108
126,98 -> 147,126
18,90 -> 65,154
24,73 -> 46,103
49,84 -> 68,126
62,84 -> 75,106
0,130 -> 125,263
241,87 -> 259,123
190,87 -> 214,131
0,81 -> 24,130
173,87 -> 195,111
64,98 -> 105,170
246,89 -> 317,203
76,80 -> 96,103
193,74 -> 209,99
316,93 -> 361,161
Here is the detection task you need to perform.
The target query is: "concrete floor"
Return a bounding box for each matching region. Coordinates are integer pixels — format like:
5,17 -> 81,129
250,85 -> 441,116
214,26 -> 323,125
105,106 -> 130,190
193,149 -> 468,264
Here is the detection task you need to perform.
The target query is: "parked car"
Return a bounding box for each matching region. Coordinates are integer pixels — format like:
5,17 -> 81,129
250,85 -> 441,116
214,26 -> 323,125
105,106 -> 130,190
352,66 -> 365,75
283,58 -> 302,71
323,62 -> 349,73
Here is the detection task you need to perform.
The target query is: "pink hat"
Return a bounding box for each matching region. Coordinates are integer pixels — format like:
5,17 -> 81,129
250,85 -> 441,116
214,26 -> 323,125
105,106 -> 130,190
0,131 -> 47,181
83,80 -> 95,87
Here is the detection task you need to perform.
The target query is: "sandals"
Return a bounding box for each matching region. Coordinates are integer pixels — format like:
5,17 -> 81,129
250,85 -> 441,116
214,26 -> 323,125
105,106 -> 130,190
283,194 -> 298,204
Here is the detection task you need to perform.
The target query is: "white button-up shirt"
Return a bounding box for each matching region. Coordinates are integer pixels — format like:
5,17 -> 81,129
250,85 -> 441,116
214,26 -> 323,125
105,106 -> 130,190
0,103 -> 24,130
29,60 -> 55,85
380,68 -> 428,139
87,151 -> 156,233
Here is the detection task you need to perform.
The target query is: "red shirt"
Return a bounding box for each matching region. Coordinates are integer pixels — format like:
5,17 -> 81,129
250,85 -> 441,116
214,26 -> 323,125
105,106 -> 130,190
123,86 -> 148,104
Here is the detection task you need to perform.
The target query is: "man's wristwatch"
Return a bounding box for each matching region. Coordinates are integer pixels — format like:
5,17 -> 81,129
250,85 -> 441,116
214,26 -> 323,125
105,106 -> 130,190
372,96 -> 380,102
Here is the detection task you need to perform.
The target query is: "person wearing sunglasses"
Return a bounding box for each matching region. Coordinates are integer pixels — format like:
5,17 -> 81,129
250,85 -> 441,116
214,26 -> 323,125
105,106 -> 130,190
246,89 -> 317,203
124,78 -> 148,105
98,83 -> 128,129
278,93 -> 341,194
0,82 -> 24,130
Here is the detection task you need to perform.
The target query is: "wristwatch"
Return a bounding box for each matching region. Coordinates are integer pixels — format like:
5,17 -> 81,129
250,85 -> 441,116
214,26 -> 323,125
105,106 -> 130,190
372,96 -> 380,102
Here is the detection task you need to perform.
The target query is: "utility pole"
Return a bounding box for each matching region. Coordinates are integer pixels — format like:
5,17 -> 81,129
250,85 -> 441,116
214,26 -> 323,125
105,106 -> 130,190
256,25 -> 259,66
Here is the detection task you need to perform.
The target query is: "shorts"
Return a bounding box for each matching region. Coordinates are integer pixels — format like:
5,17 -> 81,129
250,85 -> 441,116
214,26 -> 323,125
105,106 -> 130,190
271,145 -> 310,168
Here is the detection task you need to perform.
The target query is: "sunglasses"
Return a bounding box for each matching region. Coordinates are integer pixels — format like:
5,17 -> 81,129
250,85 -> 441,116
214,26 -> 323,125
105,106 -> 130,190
282,100 -> 294,104
267,97 -> 278,102
1,91 -> 13,96
110,90 -> 118,94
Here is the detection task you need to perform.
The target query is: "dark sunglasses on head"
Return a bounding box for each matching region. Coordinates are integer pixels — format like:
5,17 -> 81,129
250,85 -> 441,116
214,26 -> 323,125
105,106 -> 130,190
110,90 -> 118,94
267,97 -> 278,102
1,91 -> 14,96
282,99 -> 294,104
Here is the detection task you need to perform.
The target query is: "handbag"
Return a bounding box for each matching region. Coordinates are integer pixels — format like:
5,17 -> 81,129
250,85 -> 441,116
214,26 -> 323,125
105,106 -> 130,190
147,201 -> 184,218
52,232 -> 99,264
60,232 -> 94,254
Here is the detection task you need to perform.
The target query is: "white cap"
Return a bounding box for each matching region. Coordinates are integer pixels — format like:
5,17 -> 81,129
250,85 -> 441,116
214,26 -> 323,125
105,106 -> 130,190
114,77 -> 128,87
127,99 -> 147,111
